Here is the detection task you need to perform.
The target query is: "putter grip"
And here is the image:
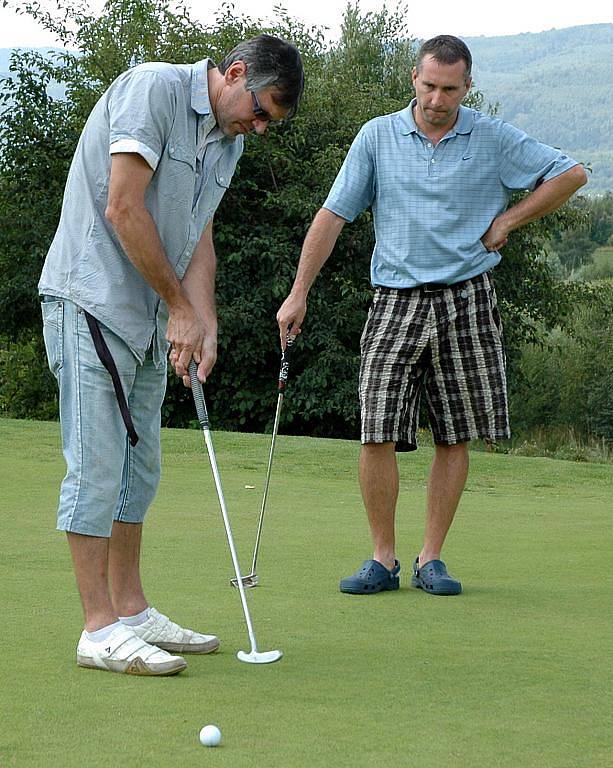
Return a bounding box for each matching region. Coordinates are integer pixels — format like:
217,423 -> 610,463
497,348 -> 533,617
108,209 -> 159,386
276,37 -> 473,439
278,335 -> 296,392
189,360 -> 209,428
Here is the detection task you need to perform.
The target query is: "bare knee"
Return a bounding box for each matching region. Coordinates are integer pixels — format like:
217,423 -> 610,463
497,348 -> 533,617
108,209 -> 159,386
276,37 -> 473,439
361,442 -> 396,457
434,442 -> 469,467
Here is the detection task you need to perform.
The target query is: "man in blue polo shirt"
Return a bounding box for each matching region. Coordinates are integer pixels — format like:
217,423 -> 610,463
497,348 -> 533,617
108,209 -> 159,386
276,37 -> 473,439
277,35 -> 586,597
39,35 -> 303,675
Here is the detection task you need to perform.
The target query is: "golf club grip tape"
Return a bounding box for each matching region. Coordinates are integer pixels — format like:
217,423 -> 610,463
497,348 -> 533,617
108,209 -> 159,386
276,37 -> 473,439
188,360 -> 209,428
278,335 -> 295,391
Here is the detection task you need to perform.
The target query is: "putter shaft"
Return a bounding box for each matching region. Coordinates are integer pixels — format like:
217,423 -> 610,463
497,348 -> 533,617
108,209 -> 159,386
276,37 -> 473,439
249,390 -> 284,573
189,361 -> 275,660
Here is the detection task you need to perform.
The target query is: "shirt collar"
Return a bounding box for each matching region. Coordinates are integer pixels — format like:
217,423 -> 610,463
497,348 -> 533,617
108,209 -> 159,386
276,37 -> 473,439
190,59 -> 215,115
398,99 -> 475,136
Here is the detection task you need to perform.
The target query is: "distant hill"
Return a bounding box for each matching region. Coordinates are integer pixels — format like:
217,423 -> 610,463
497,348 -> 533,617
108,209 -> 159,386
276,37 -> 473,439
2,24 -> 612,191
465,24 -> 613,194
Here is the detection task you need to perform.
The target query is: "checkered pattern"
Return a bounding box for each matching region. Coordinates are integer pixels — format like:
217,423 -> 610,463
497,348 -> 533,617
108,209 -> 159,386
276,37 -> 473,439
359,272 -> 510,451
323,102 -> 578,289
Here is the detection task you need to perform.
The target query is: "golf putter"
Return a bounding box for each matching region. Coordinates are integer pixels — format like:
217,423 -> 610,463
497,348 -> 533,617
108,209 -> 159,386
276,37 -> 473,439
189,360 -> 282,664
231,333 -> 296,589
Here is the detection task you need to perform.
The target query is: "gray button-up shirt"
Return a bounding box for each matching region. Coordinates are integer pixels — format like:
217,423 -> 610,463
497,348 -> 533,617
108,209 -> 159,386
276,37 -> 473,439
39,59 -> 243,365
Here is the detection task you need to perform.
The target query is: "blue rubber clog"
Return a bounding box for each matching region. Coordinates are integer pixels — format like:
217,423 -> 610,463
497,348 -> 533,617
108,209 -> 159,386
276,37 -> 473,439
411,557 -> 462,595
339,559 -> 401,594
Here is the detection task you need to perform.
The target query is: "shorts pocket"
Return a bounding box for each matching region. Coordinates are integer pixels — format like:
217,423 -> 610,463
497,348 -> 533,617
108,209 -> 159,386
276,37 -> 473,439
76,309 -> 137,375
41,298 -> 64,376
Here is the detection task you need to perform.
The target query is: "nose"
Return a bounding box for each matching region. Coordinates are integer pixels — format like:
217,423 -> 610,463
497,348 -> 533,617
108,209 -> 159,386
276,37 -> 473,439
430,89 -> 444,107
252,118 -> 269,135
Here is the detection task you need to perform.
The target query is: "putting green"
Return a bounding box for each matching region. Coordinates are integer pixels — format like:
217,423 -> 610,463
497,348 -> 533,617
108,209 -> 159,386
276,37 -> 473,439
1,418 -> 611,767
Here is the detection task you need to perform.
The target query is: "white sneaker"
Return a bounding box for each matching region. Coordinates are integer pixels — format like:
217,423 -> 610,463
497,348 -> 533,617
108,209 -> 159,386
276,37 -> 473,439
77,624 -> 187,676
129,607 -> 220,654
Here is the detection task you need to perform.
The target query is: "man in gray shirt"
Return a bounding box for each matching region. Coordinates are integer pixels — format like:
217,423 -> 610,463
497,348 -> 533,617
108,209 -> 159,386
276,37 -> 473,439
39,35 -> 304,676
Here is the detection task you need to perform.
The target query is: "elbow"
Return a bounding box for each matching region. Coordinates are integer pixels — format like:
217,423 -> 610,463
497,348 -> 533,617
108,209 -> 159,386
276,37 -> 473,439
570,164 -> 588,191
105,194 -> 139,231
105,197 -> 126,229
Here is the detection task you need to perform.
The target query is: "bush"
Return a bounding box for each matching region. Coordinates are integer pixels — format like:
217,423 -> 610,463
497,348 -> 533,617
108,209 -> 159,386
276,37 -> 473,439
509,280 -> 613,441
0,332 -> 58,420
507,427 -> 611,463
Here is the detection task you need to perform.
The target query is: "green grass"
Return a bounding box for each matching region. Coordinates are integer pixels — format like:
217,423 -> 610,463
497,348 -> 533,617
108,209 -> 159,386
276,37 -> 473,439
1,418 -> 612,767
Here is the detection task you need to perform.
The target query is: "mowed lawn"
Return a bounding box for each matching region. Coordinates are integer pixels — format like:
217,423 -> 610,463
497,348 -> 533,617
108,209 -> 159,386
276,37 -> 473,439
1,418 -> 611,768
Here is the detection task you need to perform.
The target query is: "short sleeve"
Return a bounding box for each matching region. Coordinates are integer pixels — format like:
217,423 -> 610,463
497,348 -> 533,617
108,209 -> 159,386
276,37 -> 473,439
498,121 -> 579,191
108,68 -> 176,171
323,125 -> 375,222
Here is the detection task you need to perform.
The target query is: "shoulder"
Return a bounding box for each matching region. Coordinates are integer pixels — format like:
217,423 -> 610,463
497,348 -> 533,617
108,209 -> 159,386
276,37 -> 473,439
110,62 -> 189,97
351,110 -> 405,151
361,109 -> 404,135
469,109 -> 526,141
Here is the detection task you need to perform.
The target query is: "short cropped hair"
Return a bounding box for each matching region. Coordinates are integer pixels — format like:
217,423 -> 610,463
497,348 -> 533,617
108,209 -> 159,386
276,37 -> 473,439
218,34 -> 304,119
416,35 -> 472,81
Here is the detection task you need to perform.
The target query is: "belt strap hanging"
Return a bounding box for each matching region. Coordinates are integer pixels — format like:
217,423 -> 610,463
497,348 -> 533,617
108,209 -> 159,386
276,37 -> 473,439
83,310 -> 139,447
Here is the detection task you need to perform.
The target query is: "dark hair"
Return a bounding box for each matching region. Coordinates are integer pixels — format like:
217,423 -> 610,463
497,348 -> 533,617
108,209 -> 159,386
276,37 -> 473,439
416,35 -> 472,80
218,34 -> 304,119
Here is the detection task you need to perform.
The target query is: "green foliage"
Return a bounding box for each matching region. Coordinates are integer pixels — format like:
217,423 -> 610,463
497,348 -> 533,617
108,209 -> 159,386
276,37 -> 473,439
578,247 -> 613,281
546,193 -> 613,278
0,49 -> 79,337
0,331 -> 58,419
0,0 -> 593,438
509,281 -> 613,441
506,427 -> 611,463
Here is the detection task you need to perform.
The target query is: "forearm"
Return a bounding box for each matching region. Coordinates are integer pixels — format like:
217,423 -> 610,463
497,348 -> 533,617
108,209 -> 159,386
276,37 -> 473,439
181,223 -> 217,336
499,165 -> 588,233
106,201 -> 188,313
290,208 -> 346,299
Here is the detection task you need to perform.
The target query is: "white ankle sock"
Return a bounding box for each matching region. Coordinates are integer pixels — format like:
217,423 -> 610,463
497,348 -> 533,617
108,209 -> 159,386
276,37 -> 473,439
119,607 -> 151,627
85,621 -> 122,643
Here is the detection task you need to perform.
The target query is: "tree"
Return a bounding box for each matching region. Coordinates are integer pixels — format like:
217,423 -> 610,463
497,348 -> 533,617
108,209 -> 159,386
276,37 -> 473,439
0,0 -> 590,438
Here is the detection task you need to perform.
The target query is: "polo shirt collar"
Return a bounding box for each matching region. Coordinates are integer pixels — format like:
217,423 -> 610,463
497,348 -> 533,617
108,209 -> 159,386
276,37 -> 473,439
398,99 -> 475,136
453,105 -> 474,134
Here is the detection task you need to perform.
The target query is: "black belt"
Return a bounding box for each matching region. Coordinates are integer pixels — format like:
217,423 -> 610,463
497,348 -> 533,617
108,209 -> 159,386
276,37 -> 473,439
418,282 -> 457,294
379,280 -> 469,295
83,311 -> 139,447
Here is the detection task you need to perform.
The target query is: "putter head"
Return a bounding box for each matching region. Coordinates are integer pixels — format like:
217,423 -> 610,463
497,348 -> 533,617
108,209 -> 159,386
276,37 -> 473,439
230,573 -> 259,588
237,649 -> 283,664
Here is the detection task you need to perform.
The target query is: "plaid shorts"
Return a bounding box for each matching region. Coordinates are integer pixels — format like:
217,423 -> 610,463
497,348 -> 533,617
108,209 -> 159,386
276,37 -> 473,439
359,272 -> 510,451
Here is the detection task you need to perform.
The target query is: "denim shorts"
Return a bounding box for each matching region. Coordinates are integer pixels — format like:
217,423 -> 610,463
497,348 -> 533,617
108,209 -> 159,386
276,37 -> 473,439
359,272 -> 510,451
41,296 -> 167,536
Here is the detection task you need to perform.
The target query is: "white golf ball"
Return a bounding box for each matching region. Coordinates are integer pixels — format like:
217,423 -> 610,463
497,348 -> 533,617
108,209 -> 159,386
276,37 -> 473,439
199,724 -> 221,747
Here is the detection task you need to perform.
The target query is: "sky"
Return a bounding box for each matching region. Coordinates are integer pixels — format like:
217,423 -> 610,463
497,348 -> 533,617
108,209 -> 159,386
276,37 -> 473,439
0,0 -> 611,48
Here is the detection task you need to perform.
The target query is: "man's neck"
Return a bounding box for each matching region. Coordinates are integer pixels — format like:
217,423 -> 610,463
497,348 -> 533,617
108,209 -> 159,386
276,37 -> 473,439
412,104 -> 459,145
207,67 -> 222,123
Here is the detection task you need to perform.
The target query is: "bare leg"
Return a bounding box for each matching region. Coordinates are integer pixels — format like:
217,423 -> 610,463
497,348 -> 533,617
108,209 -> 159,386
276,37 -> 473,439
67,532 -> 117,632
359,442 -> 398,571
108,521 -> 148,617
419,443 -> 469,566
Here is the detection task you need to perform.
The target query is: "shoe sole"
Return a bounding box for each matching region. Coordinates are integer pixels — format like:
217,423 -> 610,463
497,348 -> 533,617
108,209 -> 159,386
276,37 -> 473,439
339,580 -> 400,594
154,638 -> 220,654
411,578 -> 462,595
77,655 -> 187,675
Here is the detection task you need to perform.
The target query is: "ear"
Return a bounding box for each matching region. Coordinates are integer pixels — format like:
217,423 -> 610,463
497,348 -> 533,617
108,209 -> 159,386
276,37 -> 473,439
224,60 -> 247,85
411,66 -> 418,85
464,76 -> 472,95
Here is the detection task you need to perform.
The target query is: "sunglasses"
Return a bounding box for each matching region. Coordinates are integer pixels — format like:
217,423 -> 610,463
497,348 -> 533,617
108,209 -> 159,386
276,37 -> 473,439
250,90 -> 283,126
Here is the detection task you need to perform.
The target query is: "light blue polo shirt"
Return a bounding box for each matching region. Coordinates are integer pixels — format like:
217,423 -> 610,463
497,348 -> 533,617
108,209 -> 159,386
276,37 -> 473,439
323,100 -> 579,288
39,59 -> 243,365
